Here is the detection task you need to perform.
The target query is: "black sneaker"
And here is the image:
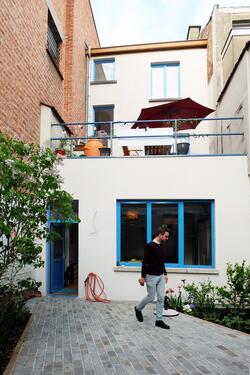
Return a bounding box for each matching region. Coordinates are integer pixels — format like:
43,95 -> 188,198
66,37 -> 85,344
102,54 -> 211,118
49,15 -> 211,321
155,320 -> 170,329
134,306 -> 143,322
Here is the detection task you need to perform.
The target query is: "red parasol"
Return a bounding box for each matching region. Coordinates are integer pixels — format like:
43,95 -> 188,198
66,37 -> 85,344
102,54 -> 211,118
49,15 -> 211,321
131,98 -> 214,130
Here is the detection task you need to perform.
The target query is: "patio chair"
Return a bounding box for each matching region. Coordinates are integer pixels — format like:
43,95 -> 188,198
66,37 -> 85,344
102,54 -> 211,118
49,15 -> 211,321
122,146 -> 130,156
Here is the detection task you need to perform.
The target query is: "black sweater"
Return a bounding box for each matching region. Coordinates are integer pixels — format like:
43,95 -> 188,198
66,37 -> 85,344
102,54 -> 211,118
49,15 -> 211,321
141,241 -> 167,278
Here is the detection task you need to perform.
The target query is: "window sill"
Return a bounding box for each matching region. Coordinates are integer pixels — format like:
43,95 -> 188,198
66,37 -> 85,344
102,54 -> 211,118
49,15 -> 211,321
149,97 -> 181,103
90,80 -> 117,85
114,266 -> 219,274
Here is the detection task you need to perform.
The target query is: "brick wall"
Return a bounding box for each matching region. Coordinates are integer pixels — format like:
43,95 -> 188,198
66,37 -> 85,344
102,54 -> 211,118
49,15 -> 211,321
0,0 -> 99,143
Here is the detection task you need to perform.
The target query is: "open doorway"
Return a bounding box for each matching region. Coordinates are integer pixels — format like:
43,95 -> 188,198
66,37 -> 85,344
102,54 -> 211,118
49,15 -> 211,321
49,200 -> 79,295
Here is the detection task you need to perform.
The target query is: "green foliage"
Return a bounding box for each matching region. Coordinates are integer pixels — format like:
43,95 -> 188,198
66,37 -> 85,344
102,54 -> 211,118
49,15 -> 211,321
0,133 -> 78,287
216,261 -> 250,331
184,280 -> 217,318
164,287 -> 184,312
217,261 -> 250,313
0,284 -> 29,346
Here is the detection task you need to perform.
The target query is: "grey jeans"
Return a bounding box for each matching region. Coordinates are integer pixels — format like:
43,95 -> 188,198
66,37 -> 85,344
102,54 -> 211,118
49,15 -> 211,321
136,274 -> 165,321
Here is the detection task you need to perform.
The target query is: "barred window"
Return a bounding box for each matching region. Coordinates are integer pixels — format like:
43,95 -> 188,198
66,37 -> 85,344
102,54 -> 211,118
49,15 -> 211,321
47,11 -> 62,67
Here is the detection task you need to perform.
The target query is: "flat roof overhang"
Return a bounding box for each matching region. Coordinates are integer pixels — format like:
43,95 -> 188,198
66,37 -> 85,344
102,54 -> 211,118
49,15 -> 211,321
88,39 -> 208,57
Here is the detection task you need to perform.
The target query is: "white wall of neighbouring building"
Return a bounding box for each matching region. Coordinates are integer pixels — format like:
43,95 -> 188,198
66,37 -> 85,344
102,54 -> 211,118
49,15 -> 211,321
88,47 -> 211,155
89,48 -> 208,121
40,155 -> 250,301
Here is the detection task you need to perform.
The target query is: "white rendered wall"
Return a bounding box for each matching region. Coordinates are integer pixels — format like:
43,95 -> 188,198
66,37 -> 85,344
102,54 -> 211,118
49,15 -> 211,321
57,156 -> 250,301
89,49 -> 211,154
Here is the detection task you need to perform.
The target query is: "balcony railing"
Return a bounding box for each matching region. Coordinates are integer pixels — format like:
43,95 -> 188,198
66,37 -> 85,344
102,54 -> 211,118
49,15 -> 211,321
50,116 -> 245,158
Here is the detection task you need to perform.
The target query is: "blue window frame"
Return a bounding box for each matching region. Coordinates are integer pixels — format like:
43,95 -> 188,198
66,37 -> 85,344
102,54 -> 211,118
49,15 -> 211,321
151,63 -> 180,99
93,105 -> 114,136
94,58 -> 115,81
117,200 -> 214,268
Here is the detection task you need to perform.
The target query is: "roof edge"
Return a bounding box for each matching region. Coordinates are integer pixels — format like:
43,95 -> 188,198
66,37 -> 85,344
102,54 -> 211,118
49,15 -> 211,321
88,39 -> 208,57
217,40 -> 250,103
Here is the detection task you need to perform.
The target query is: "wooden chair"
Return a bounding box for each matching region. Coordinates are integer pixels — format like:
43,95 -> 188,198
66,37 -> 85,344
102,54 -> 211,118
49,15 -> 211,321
122,146 -> 130,156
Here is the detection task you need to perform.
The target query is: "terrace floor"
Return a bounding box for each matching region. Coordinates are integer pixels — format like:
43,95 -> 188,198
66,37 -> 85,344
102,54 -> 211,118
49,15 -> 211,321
7,296 -> 250,375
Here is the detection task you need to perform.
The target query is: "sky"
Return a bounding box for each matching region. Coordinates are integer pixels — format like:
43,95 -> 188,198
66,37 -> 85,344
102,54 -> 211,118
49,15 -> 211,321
90,0 -> 250,47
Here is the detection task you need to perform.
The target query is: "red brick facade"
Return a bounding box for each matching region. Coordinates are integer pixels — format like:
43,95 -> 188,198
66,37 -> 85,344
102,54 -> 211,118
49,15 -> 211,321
0,0 -> 99,142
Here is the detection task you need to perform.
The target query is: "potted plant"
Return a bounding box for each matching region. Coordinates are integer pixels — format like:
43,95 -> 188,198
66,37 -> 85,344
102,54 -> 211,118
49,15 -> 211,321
55,138 -> 70,156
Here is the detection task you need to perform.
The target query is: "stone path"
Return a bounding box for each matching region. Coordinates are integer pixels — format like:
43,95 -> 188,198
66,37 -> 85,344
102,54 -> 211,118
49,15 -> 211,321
9,296 -> 250,375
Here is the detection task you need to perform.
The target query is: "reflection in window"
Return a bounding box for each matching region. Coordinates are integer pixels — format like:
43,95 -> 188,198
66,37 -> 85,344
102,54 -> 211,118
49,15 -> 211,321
184,202 -> 211,265
151,63 -> 180,99
94,106 -> 114,135
52,225 -> 64,258
152,204 -> 178,263
118,200 -> 214,268
94,59 -> 115,81
121,204 -> 146,262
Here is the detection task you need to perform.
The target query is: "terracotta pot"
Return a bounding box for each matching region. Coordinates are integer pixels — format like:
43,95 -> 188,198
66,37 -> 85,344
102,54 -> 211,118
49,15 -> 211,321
83,139 -> 103,156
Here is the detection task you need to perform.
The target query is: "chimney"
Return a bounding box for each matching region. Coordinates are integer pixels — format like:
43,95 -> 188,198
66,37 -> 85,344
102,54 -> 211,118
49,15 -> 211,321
186,25 -> 201,40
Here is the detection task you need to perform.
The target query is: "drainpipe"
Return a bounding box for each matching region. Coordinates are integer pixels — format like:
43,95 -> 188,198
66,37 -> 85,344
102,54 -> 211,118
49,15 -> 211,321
85,43 -> 91,138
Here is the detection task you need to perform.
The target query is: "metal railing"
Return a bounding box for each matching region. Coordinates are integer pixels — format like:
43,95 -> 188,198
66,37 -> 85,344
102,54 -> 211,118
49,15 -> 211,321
50,117 -> 245,157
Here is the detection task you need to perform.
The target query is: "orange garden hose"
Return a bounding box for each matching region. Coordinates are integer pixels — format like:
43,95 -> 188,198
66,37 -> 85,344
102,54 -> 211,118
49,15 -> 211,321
84,272 -> 110,303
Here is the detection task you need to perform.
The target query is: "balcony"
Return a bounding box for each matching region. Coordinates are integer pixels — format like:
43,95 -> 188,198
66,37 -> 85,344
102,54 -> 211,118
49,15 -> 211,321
50,116 -> 245,158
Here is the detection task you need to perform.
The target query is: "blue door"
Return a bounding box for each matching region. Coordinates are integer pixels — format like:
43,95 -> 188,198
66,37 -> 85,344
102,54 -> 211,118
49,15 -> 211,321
51,224 -> 65,292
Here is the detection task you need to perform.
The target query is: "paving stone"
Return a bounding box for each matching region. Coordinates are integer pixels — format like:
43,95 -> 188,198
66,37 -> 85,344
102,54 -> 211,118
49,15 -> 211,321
8,297 -> 250,375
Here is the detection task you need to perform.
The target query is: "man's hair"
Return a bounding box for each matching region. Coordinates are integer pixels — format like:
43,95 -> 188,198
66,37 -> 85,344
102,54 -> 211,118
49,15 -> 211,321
155,226 -> 169,237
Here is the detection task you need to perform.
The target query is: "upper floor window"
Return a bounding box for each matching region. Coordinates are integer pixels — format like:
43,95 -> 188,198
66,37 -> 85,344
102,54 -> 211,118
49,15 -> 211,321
94,59 -> 115,81
151,63 -> 180,99
94,105 -> 114,135
47,11 -> 62,68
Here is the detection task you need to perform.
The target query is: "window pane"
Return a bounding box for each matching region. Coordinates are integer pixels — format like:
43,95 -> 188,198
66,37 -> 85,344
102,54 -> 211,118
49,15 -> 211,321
94,107 -> 114,135
151,66 -> 164,98
184,203 -> 211,265
166,65 -> 179,97
121,204 -> 147,262
152,204 -> 178,263
95,61 -> 114,81
53,225 -> 64,258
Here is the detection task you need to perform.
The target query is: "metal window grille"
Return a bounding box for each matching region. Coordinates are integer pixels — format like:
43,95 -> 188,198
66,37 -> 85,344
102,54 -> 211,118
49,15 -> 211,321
47,11 -> 62,67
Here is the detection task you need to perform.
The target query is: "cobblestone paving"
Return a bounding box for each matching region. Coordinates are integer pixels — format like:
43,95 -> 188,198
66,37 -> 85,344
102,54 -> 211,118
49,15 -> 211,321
10,296 -> 250,375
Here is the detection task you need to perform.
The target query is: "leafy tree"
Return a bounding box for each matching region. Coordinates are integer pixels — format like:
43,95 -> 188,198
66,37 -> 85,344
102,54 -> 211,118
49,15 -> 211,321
0,133 -> 77,288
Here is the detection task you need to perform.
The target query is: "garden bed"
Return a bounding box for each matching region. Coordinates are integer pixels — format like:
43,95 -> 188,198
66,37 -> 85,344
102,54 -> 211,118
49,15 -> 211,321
0,314 -> 30,375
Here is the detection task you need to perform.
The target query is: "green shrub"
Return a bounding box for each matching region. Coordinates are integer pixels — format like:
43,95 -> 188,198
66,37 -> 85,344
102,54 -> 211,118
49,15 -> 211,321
164,287 -> 184,312
0,285 -> 29,347
217,261 -> 250,331
184,280 -> 217,318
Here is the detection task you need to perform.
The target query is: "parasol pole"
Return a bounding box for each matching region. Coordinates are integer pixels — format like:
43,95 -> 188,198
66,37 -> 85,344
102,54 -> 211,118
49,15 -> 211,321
174,119 -> 178,154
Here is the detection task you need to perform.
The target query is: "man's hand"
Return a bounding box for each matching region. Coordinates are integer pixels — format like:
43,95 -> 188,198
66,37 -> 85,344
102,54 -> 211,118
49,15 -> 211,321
138,277 -> 145,286
164,275 -> 168,283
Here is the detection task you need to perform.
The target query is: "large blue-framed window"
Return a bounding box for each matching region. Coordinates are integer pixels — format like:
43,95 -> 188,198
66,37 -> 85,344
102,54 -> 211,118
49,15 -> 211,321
151,63 -> 180,99
117,200 -> 214,268
94,58 -> 115,81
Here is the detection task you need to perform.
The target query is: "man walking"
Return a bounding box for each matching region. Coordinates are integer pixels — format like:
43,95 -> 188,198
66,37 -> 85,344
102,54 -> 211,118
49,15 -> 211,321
135,227 -> 170,329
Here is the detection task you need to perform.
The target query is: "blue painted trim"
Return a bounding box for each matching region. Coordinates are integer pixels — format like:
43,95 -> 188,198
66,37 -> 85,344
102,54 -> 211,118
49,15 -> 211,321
93,105 -> 114,136
211,201 -> 215,268
119,262 -> 141,267
151,62 -> 180,99
117,200 -> 215,269
94,58 -> 115,81
147,202 -> 152,242
47,207 -> 51,294
178,202 -> 184,267
117,202 -> 121,265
